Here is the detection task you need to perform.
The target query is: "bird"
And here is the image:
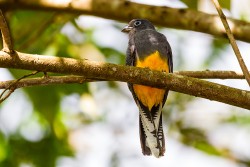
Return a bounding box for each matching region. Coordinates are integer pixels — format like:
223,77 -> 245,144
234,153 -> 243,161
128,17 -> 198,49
122,19 -> 173,158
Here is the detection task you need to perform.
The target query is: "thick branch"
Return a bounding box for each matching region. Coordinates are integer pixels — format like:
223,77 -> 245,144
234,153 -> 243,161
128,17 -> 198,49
0,0 -> 250,43
0,51 -> 249,109
212,0 -> 250,86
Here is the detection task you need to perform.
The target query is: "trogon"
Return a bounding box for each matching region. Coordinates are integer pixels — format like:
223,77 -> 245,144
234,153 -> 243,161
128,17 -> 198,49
122,19 -> 173,158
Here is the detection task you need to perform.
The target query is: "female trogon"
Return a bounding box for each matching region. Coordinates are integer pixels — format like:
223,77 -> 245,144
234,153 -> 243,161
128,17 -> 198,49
122,19 -> 173,158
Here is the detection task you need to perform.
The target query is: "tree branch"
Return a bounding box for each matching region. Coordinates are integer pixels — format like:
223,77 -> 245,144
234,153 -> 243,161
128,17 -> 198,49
0,10 -> 13,53
1,0 -> 250,43
0,70 -> 245,89
175,70 -> 245,79
0,51 -> 249,109
0,70 -> 246,90
212,0 -> 250,86
0,76 -> 94,89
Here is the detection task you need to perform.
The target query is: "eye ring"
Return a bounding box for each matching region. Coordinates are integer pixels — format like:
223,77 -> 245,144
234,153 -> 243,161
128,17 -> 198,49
134,21 -> 141,27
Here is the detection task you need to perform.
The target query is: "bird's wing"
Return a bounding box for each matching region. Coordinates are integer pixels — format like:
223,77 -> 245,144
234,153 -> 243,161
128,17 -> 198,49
126,42 -> 161,156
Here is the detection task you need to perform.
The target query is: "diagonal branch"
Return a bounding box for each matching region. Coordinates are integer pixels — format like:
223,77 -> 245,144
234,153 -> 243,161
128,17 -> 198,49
212,0 -> 250,86
0,71 -> 39,103
0,10 -> 13,53
0,51 -> 249,109
1,0 -> 250,43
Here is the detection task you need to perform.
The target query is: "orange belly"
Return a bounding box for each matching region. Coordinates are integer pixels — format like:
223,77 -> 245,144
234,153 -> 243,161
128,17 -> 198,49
133,51 -> 169,111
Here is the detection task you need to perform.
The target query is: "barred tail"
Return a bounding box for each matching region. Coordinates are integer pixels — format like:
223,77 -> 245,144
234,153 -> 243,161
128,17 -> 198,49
138,103 -> 165,158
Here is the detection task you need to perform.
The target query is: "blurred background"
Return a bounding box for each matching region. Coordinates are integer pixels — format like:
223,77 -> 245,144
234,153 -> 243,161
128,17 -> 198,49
0,0 -> 250,167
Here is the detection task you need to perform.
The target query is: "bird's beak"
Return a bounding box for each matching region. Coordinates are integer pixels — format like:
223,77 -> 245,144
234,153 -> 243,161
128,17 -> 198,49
121,25 -> 133,33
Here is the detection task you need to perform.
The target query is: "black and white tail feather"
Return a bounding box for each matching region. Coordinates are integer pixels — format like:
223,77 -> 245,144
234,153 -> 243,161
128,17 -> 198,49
136,96 -> 165,157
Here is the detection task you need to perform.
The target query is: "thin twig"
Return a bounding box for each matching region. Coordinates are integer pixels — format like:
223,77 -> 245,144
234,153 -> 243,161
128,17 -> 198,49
0,10 -> 13,53
0,71 -> 39,103
0,75 -> 94,89
175,70 -> 245,79
212,0 -> 250,86
0,88 -> 14,103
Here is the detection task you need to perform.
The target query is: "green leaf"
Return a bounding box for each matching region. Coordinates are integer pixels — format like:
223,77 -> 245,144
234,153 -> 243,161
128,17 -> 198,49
1,135 -> 72,167
9,10 -> 76,54
0,132 -> 7,162
219,0 -> 231,10
180,128 -> 221,155
181,0 -> 199,9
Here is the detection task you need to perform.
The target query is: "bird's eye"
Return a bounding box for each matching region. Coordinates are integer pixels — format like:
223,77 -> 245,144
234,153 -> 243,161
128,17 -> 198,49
134,21 -> 141,27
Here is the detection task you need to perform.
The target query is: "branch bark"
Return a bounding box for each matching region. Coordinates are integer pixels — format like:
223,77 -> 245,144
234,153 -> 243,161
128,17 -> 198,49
175,71 -> 245,79
0,51 -> 249,109
0,10 -> 13,53
1,0 -> 250,43
0,76 -> 93,89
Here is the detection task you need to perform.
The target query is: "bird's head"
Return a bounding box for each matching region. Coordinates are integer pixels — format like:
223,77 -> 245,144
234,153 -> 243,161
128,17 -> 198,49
121,19 -> 155,33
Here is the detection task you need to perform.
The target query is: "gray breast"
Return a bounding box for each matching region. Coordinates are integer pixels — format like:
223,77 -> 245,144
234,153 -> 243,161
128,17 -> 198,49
134,30 -> 168,60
